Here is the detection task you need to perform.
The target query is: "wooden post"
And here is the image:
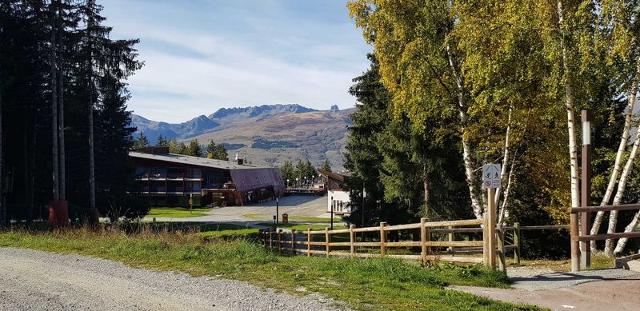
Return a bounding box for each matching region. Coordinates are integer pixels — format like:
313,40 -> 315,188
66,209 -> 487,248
580,110 -> 591,269
277,229 -> 283,254
485,188 -> 497,269
349,224 -> 355,257
291,229 -> 296,255
448,225 -> 455,254
420,218 -> 427,264
325,227 -> 330,257
307,228 -> 311,257
497,226 -> 507,273
513,222 -> 521,265
570,212 -> 580,272
380,222 -> 387,256
269,230 -> 273,249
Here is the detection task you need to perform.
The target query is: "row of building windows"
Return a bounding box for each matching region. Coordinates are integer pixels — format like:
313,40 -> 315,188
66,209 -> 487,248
135,167 -> 203,179
135,180 -> 202,193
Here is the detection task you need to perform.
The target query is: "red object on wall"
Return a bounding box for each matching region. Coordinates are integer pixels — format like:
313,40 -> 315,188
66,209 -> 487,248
48,200 -> 69,226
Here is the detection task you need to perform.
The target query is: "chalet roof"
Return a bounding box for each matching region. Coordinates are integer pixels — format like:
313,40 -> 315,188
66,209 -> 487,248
318,169 -> 350,183
129,151 -> 270,170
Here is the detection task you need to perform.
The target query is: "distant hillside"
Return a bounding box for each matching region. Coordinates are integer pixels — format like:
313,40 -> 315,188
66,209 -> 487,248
131,104 -> 353,170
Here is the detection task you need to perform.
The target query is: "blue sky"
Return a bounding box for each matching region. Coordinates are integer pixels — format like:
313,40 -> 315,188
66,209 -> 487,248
100,0 -> 371,123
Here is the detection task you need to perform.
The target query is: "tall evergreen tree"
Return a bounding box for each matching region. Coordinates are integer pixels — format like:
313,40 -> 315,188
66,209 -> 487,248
186,139 -> 202,157
156,135 -> 168,147
206,140 -> 228,160
0,0 -> 143,223
133,132 -> 149,149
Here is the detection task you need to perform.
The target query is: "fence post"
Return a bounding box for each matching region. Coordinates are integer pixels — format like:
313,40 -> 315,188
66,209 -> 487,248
420,218 -> 427,264
307,228 -> 311,257
349,224 -> 355,257
325,227 -> 330,257
497,226 -> 507,273
291,229 -> 296,255
484,188 -> 497,269
448,225 -> 455,254
513,222 -> 521,265
269,230 -> 273,249
277,229 -> 283,254
380,222 -> 387,256
570,211 -> 580,272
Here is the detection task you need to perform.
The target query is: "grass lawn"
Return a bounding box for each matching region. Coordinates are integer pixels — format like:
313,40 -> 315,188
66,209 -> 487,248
0,229 -> 541,310
146,207 -> 212,218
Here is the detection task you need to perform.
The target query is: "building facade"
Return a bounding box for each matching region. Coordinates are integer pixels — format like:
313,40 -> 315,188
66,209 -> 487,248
130,148 -> 284,207
319,170 -> 351,215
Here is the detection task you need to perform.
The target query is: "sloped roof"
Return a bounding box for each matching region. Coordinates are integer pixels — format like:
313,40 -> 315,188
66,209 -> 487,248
129,151 -> 270,170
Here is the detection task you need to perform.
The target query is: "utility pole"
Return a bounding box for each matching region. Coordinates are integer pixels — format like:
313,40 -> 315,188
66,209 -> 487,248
580,110 -> 591,269
360,184 -> 365,227
330,196 -> 334,230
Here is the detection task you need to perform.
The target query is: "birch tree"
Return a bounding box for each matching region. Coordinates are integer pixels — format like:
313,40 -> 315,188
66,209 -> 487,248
348,0 -> 487,218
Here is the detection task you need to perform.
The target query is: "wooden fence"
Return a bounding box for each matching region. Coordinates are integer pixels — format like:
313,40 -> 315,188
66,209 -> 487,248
259,218 -> 503,267
260,220 -> 569,269
570,203 -> 640,271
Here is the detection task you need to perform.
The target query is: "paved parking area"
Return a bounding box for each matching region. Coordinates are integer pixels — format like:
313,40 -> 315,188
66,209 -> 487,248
451,268 -> 640,311
153,195 -> 330,223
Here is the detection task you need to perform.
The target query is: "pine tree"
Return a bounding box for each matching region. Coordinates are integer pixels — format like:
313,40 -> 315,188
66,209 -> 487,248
186,139 -> 202,157
133,132 -> 149,149
280,160 -> 295,185
206,140 -> 228,160
156,135 -> 168,147
321,159 -> 332,172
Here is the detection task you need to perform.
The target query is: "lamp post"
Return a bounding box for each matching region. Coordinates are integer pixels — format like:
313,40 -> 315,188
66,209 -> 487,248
330,196 -> 334,230
580,110 -> 592,269
361,184 -> 366,228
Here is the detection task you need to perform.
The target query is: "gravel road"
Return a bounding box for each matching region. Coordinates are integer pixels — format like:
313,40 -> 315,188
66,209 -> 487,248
0,247 -> 348,311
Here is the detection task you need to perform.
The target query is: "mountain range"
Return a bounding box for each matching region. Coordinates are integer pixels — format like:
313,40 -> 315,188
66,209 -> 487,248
130,104 -> 353,170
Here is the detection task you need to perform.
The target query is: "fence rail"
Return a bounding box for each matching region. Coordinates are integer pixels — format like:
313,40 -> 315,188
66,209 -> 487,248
259,218 -> 501,266
260,221 -> 570,267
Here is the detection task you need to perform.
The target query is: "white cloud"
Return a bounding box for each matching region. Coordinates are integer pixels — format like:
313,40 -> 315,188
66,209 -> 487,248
101,1 -> 371,123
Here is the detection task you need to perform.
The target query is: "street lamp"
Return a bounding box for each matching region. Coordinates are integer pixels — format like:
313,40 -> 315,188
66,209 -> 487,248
276,196 -> 279,226
330,196 -> 334,230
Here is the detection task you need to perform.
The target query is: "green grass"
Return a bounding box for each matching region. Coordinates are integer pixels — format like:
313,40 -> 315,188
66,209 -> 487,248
0,229 -> 541,311
146,207 -> 212,218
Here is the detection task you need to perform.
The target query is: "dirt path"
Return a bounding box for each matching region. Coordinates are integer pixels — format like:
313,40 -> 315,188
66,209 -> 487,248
451,269 -> 640,311
0,247 -> 347,311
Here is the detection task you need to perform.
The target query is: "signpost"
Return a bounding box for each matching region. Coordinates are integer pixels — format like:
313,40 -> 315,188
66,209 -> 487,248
482,164 -> 501,189
482,164 -> 500,269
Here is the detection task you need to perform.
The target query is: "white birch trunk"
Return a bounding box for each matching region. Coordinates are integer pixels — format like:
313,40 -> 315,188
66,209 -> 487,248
495,108 -> 512,209
592,60 -> 640,249
446,41 -> 483,219
604,127 -> 640,255
614,211 -> 640,255
499,155 -> 516,225
558,1 -> 581,215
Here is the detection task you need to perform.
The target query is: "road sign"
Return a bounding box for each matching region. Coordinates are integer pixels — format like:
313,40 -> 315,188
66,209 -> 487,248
482,164 -> 501,189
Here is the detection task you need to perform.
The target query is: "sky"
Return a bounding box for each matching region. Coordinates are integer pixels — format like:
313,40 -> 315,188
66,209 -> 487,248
100,0 -> 371,123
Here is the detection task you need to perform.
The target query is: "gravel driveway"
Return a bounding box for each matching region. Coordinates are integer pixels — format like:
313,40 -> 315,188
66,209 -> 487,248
0,248 -> 348,311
